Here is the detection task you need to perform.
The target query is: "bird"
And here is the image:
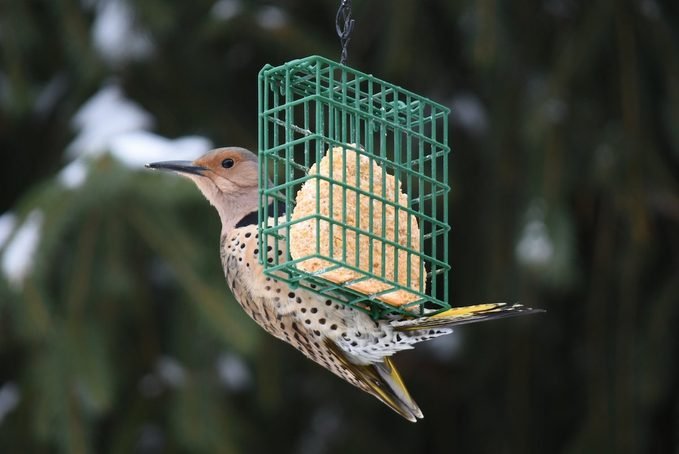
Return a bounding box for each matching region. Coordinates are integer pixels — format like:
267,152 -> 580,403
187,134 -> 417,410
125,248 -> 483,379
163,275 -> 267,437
147,146 -> 543,422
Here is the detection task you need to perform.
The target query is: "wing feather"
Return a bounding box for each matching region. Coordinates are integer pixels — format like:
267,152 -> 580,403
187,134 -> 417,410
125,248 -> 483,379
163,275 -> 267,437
392,303 -> 544,331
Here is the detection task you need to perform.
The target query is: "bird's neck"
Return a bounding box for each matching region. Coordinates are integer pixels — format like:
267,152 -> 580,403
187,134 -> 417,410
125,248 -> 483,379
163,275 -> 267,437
208,190 -> 259,238
218,197 -> 287,238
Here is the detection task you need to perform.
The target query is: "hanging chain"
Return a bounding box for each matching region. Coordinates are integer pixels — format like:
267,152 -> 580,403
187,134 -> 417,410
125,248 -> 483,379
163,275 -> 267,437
335,0 -> 355,65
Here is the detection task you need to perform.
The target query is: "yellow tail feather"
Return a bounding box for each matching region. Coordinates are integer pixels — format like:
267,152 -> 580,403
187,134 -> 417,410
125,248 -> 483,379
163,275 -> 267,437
324,339 -> 422,422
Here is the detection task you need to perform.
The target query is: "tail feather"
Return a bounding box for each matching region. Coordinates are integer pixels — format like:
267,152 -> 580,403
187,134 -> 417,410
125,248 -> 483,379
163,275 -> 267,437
320,304 -> 543,422
374,357 -> 423,420
392,303 -> 544,332
324,339 -> 423,422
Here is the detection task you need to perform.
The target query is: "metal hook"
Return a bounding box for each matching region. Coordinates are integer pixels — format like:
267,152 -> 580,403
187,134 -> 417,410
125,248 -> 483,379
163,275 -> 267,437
335,0 -> 355,65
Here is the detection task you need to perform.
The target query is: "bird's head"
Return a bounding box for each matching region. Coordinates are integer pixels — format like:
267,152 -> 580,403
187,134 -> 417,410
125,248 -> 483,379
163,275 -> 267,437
147,147 -> 260,233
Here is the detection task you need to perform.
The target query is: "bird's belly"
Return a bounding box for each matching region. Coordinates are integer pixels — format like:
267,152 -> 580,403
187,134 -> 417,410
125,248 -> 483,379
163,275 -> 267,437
219,228 -> 399,369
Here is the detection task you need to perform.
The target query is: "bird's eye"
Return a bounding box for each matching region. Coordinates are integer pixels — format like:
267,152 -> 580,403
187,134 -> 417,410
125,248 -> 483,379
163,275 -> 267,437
221,158 -> 235,169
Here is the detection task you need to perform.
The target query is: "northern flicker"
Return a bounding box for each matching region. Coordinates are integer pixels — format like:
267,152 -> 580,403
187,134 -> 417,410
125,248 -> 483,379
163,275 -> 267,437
147,147 -> 542,422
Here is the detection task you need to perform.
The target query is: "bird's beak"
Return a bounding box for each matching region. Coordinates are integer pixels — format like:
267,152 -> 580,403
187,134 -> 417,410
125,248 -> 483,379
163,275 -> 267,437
145,160 -> 207,176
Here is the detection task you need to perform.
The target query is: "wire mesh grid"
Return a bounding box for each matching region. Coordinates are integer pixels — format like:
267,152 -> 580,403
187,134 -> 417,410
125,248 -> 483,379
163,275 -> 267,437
258,55 -> 450,318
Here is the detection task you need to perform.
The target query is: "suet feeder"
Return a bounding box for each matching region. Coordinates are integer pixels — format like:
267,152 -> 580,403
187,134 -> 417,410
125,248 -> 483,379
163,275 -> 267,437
257,55 -> 450,318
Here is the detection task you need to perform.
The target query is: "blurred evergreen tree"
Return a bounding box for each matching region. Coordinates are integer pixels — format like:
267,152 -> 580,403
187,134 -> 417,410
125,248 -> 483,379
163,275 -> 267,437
0,0 -> 678,453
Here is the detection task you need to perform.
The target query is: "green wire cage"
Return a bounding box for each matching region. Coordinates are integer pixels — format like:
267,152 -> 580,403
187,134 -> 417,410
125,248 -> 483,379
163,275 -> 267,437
258,55 -> 450,318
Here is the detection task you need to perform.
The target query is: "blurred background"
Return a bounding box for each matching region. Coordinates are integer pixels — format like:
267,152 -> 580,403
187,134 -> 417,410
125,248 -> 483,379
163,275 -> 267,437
1,0 -> 678,453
